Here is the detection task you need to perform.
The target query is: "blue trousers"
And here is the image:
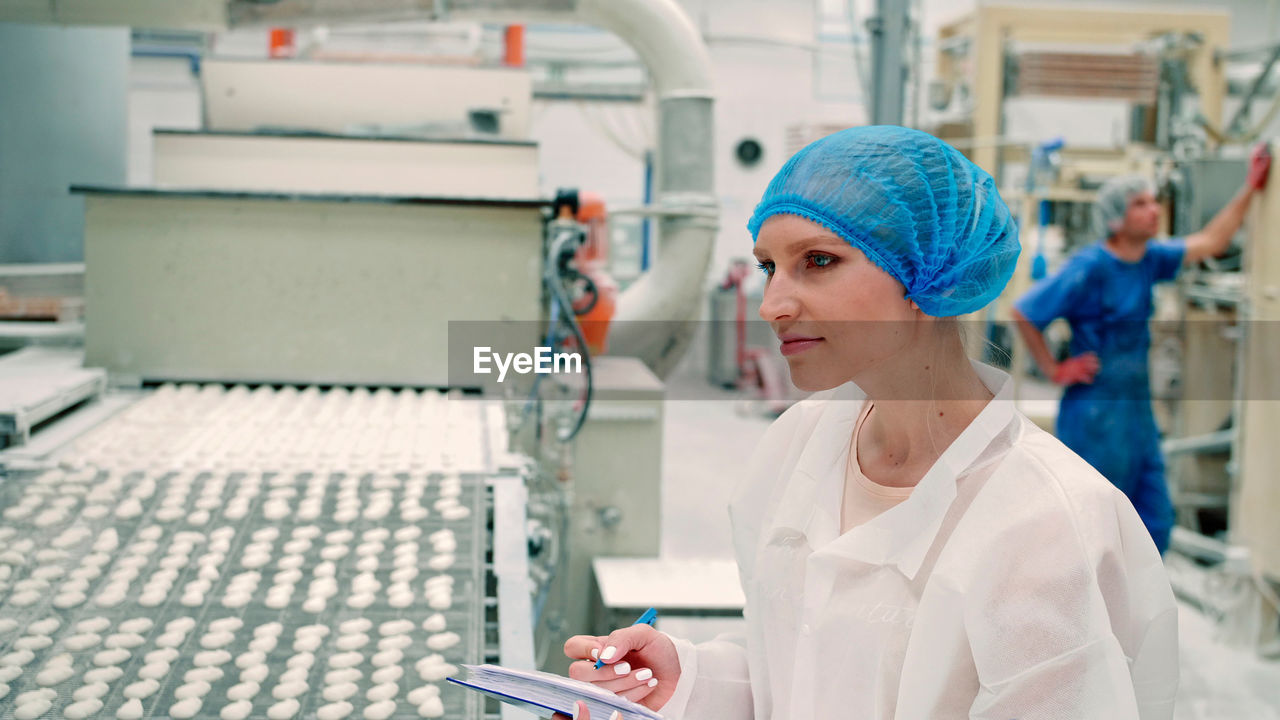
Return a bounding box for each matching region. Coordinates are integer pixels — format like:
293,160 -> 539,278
1057,387 -> 1174,554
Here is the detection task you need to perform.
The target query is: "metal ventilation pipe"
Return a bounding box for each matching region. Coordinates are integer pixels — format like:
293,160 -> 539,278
449,0 -> 718,379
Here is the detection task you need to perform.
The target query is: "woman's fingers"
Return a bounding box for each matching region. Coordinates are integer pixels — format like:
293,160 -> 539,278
567,661 -> 660,694
595,625 -> 659,667
616,684 -> 656,704
567,660 -> 606,682
567,660 -> 646,684
563,635 -> 608,662
551,701 -> 589,720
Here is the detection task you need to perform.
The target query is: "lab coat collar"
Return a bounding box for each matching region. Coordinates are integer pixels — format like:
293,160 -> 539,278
765,361 -> 1016,580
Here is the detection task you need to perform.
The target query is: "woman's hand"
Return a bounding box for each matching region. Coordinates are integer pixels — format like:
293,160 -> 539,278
552,700 -> 612,720
561,625 -> 680,710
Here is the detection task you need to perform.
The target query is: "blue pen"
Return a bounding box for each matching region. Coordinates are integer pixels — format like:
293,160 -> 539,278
595,607 -> 658,669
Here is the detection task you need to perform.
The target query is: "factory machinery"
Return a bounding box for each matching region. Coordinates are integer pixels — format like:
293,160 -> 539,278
0,190 -> 606,720
0,1 -> 715,717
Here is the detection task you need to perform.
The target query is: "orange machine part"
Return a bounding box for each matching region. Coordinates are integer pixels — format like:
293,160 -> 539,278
269,28 -> 295,58
504,25 -> 525,67
574,192 -> 617,355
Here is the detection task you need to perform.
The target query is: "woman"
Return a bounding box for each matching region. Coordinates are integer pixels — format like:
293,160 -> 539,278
560,126 -> 1178,720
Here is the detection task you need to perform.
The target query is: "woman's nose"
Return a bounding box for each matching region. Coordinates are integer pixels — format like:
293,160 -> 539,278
759,275 -> 800,321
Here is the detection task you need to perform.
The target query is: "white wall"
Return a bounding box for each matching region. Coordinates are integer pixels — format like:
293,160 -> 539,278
127,55 -> 202,186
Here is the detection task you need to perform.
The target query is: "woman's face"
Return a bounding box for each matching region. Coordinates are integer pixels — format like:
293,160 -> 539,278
753,214 -> 921,392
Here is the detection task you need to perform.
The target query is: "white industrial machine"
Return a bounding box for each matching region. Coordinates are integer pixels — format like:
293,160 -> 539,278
0,0 -> 718,717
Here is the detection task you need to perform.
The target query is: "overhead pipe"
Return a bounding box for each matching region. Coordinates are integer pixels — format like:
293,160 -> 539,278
447,0 -> 718,378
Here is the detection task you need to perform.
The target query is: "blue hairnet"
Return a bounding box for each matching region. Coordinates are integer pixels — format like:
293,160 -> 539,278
747,125 -> 1020,317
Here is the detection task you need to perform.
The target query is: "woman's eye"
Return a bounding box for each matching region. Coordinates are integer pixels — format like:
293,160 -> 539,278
755,261 -> 773,276
808,253 -> 834,268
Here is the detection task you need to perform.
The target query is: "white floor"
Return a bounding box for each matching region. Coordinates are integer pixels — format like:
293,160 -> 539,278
655,348 -> 1280,718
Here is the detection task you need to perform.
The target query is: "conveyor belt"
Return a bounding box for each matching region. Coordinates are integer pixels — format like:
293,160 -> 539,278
0,383 -> 506,720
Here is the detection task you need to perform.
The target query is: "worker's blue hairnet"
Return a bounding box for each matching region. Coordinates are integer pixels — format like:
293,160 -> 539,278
747,125 -> 1020,317
1093,174 -> 1155,236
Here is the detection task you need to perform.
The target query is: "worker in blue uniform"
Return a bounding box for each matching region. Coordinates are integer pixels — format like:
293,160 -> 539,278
1013,144 -> 1272,554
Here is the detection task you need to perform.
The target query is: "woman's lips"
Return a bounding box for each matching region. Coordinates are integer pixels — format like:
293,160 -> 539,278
779,337 -> 823,356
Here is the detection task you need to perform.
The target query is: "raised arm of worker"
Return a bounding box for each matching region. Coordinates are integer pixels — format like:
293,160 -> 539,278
1183,141 -> 1271,265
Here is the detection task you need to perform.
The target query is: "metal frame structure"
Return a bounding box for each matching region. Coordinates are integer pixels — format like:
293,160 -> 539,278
934,2 -> 1230,177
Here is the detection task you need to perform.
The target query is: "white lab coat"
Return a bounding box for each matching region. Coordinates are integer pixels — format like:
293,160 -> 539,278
659,362 -> 1178,720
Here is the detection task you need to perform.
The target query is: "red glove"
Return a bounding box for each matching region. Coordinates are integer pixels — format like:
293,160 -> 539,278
1052,353 -> 1100,386
1248,141 -> 1271,190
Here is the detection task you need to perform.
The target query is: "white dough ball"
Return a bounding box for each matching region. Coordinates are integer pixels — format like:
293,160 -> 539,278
34,664 -> 73,686
322,682 -> 358,702
406,685 -> 441,705
200,631 -> 235,649
235,650 -> 267,670
208,617 -> 244,633
92,648 -> 131,667
119,617 -> 153,634
166,617 -> 198,635
169,697 -> 203,719
272,680 -> 308,700
324,668 -> 361,685
184,666 -> 224,684
194,649 -> 232,667
14,697 -> 52,720
174,680 -> 212,700
13,636 -> 53,652
327,651 -> 363,669
145,648 -> 180,665
338,618 -> 372,635
226,681 -> 260,701
266,698 -> 301,720
72,682 -> 110,701
335,633 -> 368,651
28,617 -> 60,635
240,664 -> 270,685
365,682 -> 398,702
416,696 -> 445,718
137,662 -> 170,680
116,697 -> 144,720
370,649 -> 403,668
317,701 -> 354,720
362,699 -> 397,720
371,665 -> 403,685
82,667 -> 123,684
425,631 -> 460,651
105,633 -> 146,650
220,700 -> 253,720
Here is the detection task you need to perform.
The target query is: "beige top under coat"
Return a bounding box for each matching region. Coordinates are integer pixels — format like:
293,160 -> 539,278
840,402 -> 913,534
